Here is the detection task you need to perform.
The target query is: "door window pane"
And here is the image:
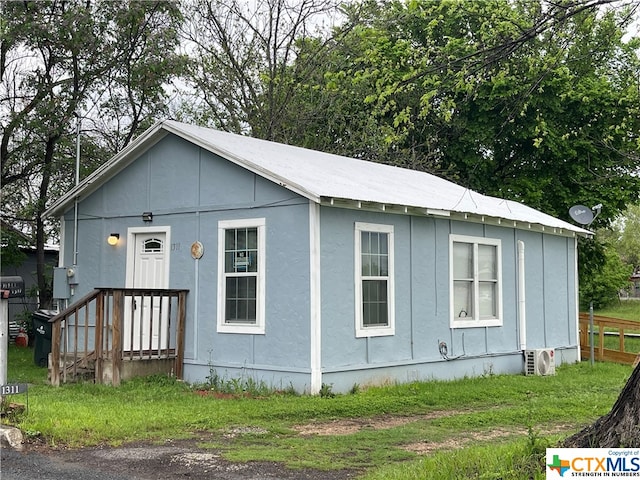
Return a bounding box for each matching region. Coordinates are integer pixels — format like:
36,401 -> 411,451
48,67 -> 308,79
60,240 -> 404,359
143,238 -> 163,253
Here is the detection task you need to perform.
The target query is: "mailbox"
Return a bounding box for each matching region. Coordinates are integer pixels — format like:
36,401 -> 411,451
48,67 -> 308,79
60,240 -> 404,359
0,276 -> 24,298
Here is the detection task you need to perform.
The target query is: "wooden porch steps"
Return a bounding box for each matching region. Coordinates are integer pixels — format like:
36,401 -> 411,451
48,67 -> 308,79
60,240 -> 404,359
48,351 -> 96,383
49,288 -> 187,386
49,349 -> 180,385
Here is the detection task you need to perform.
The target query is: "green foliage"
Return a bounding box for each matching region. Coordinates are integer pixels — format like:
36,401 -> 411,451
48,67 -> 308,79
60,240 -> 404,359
275,0 -> 640,228
363,439 -> 550,480
6,340 -> 632,477
0,227 -> 28,269
201,368 -> 284,397
9,339 -> 630,451
5,344 -> 48,386
14,310 -> 35,338
0,396 -> 27,424
5,0 -> 639,314
612,204 -> 640,269
1,0 -> 185,306
179,0 -> 340,140
319,383 -> 335,398
579,238 -> 632,308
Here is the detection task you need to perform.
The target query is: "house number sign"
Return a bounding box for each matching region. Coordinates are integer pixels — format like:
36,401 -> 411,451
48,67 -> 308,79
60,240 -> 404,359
1,383 -> 28,395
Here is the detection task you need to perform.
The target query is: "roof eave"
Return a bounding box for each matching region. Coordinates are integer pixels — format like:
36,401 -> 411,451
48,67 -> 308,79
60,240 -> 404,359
320,197 -> 593,238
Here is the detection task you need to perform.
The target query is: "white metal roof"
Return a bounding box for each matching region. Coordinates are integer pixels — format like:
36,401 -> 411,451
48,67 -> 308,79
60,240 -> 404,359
44,120 -> 591,237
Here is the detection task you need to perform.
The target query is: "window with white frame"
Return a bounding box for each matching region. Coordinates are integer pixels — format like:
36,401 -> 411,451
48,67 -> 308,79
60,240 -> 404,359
355,222 -> 395,337
450,234 -> 502,328
217,218 -> 265,334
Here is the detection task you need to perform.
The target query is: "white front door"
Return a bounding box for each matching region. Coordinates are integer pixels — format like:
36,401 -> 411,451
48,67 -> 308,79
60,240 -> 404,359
125,228 -> 170,351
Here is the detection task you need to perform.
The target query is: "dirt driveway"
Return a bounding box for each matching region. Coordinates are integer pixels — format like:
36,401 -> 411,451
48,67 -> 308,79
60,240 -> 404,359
3,411 -> 568,479
2,436 -> 358,480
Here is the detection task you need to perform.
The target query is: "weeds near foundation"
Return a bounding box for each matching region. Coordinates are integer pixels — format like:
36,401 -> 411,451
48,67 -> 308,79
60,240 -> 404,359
319,383 -> 335,398
201,367 -> 277,397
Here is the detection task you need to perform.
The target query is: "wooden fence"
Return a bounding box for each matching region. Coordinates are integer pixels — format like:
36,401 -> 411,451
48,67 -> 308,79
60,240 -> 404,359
579,313 -> 640,365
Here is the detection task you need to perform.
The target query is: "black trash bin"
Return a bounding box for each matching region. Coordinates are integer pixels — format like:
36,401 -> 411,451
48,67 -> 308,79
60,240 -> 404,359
33,309 -> 56,367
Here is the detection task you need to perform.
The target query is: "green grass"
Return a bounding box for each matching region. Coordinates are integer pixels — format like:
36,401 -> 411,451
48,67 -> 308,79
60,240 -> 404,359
362,438 -> 552,480
5,302 -> 637,478
4,343 -> 48,385
3,342 -> 631,478
594,300 -> 640,321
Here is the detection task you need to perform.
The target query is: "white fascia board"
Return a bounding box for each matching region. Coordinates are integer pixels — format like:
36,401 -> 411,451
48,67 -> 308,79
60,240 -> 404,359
322,197 -> 591,239
322,197 -> 455,220
448,211 -> 592,238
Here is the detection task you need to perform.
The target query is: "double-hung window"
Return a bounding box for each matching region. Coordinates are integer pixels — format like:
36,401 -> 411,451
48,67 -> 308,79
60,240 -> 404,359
217,218 -> 265,334
450,234 -> 502,328
355,222 -> 395,337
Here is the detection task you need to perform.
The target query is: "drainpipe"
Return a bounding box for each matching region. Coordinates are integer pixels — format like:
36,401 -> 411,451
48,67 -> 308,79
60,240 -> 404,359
517,240 -> 526,351
72,113 -> 81,266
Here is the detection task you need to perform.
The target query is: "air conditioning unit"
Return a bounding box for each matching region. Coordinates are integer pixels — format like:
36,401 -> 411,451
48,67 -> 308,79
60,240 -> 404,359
524,349 -> 556,376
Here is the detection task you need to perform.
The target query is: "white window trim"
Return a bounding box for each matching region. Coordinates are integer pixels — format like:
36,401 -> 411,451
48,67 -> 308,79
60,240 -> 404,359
355,222 -> 395,338
217,218 -> 266,334
449,234 -> 503,328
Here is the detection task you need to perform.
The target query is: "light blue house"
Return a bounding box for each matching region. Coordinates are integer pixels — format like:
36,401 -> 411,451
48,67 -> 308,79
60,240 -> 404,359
45,120 -> 591,393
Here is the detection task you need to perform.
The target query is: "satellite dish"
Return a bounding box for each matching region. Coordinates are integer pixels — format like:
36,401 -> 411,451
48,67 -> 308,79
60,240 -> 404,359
569,205 -> 594,225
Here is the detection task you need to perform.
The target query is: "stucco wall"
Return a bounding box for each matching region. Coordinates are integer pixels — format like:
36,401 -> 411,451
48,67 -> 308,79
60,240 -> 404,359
56,132 -> 580,393
318,207 -> 579,392
59,134 -> 313,389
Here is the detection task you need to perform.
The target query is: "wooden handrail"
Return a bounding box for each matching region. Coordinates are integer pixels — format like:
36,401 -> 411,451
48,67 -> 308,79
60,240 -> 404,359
578,313 -> 640,365
50,288 -> 188,386
578,313 -> 640,330
49,289 -> 102,324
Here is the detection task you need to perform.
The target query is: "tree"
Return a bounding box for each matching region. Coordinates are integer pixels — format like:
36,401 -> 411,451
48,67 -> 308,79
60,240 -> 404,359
283,0 -> 640,225
578,238 -> 631,308
1,1 -> 184,307
613,204 -> 640,270
177,0 -> 640,224
85,3 -> 188,153
0,223 -> 27,270
177,0 -> 344,141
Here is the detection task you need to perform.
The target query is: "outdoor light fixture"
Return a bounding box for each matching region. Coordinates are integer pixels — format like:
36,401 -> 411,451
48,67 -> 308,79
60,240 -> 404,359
142,212 -> 153,222
107,233 -> 120,246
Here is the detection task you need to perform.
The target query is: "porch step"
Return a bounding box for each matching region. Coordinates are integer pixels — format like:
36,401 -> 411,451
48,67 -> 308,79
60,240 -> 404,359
48,351 -> 96,384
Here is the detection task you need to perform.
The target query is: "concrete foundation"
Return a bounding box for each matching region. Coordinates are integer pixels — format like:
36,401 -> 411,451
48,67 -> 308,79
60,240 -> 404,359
101,358 -> 177,384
